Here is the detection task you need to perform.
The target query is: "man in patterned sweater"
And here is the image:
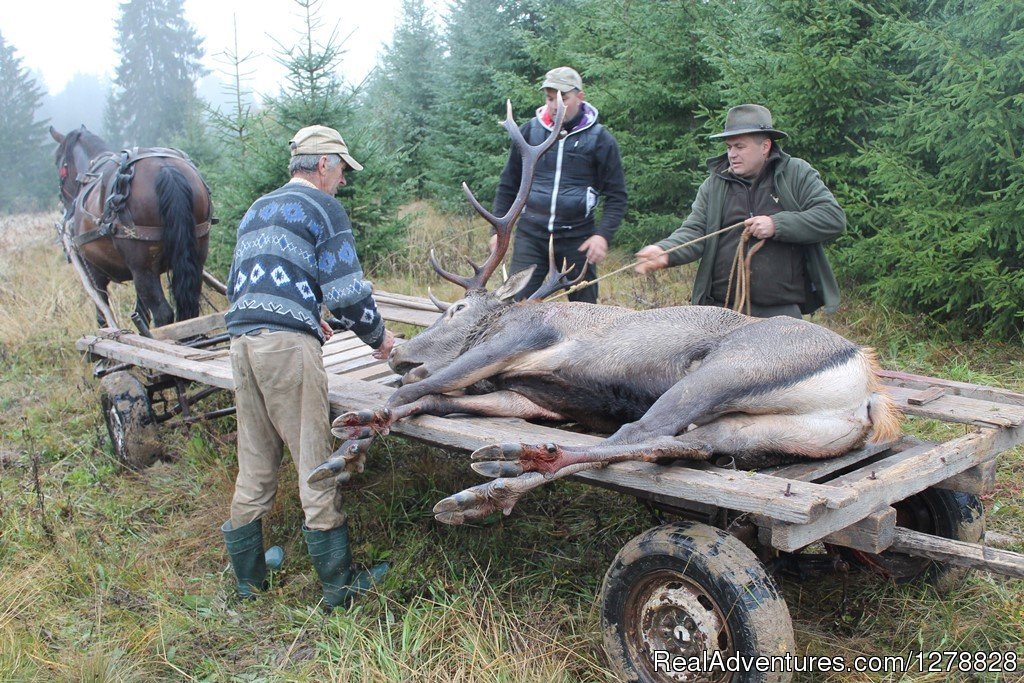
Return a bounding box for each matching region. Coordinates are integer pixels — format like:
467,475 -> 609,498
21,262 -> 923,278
220,124 -> 394,610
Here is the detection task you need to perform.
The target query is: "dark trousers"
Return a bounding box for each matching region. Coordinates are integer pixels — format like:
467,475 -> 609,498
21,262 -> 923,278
509,232 -> 598,303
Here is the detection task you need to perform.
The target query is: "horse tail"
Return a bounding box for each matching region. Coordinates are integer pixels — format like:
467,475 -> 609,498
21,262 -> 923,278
156,165 -> 201,321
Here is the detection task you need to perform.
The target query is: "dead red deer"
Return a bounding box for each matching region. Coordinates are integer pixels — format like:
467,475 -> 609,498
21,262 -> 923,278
308,99 -> 902,524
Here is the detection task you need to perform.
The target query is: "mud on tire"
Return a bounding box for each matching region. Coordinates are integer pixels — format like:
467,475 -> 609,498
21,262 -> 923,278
99,370 -> 162,469
601,520 -> 795,683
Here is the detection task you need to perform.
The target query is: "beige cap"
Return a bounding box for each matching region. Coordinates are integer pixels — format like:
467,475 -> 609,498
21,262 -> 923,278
541,66 -> 583,93
288,125 -> 364,171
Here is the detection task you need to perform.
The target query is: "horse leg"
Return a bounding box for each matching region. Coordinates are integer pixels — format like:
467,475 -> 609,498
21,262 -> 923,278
133,270 -> 174,328
81,262 -> 113,328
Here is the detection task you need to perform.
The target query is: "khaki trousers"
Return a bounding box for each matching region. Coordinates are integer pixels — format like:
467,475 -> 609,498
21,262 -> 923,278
228,330 -> 345,531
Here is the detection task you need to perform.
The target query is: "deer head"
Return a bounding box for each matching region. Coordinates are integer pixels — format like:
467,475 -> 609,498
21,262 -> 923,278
389,99 -> 565,384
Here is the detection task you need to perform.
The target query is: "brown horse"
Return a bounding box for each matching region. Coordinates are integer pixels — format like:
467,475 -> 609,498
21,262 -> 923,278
50,125 -> 212,328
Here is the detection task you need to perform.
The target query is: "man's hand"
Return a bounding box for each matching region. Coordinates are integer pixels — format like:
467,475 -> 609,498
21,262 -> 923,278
578,235 -> 609,265
744,215 -> 776,240
372,329 -> 396,360
634,245 -> 669,274
319,318 -> 334,340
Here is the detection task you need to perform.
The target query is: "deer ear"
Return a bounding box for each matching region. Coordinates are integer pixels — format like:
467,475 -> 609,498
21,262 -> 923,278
492,266 -> 536,301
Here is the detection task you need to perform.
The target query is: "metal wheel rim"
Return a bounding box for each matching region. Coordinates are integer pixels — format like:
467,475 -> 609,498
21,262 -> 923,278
105,401 -> 128,459
623,568 -> 734,683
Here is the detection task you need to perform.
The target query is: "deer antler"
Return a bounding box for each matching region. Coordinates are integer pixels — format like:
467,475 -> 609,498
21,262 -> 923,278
431,97 -> 566,291
526,235 -> 588,301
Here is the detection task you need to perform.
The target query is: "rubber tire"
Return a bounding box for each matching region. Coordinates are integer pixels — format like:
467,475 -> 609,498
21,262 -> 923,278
838,488 -> 984,592
99,370 -> 162,469
601,521 -> 795,683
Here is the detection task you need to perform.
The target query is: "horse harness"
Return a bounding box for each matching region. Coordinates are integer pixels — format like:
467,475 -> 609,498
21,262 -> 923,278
65,147 -> 214,249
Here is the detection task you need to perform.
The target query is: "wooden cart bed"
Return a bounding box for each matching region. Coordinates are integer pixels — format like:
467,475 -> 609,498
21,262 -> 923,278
76,292 -> 1024,575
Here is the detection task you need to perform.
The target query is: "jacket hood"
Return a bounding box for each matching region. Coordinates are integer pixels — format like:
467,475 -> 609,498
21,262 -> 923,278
537,101 -> 599,135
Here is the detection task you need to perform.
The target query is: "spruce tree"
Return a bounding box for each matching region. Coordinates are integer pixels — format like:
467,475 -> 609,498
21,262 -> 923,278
526,0 -> 724,249
205,0 -> 407,275
105,0 -> 205,146
425,0 -> 544,209
841,0 -> 1024,338
366,0 -> 443,194
0,31 -> 51,213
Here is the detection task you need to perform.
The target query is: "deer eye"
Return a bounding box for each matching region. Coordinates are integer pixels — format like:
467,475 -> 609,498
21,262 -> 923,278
451,303 -> 465,315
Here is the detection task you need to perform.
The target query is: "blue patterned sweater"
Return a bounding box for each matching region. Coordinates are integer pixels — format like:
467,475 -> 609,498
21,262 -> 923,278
225,181 -> 385,347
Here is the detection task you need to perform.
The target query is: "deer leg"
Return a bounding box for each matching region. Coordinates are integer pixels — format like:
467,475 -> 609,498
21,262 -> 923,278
470,436 -> 712,478
672,409 -> 875,467
433,463 -> 601,525
331,391 -> 566,440
434,436 -> 713,525
386,327 -> 560,409
306,437 -> 375,490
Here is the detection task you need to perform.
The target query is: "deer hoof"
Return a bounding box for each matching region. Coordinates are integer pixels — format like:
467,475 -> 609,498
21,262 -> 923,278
470,443 -> 522,461
335,425 -> 376,440
471,461 -> 524,478
433,481 -> 513,525
307,457 -> 345,489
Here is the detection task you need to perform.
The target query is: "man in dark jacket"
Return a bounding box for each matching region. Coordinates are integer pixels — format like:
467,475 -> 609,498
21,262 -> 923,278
635,104 -> 845,318
221,125 -> 393,610
492,66 -> 627,303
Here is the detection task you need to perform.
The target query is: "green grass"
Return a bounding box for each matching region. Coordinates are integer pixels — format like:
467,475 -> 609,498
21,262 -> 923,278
1,209 -> 1022,681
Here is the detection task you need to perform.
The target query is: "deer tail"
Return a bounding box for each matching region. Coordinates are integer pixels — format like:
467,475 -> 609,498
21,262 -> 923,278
861,346 -> 903,444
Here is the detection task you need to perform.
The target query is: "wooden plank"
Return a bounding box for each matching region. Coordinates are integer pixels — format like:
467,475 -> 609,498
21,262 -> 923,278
322,336 -> 372,360
884,385 -> 1024,427
376,290 -> 447,307
79,331 -> 214,361
76,336 -> 234,387
151,311 -> 226,341
377,302 -> 440,327
880,369 -> 1024,407
888,527 -> 1024,579
344,363 -> 398,381
907,386 -> 945,406
766,429 -> 999,552
934,458 -> 997,495
821,507 -> 896,553
761,440 -> 901,482
325,352 -> 380,375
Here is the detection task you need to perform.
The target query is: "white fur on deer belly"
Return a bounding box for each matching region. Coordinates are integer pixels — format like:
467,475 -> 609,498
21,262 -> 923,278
733,352 -> 873,414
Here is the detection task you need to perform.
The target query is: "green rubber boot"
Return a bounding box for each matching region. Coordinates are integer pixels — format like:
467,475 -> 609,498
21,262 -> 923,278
302,522 -> 389,611
221,519 -> 285,599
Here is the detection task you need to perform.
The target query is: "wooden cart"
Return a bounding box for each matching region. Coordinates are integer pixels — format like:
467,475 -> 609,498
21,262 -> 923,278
77,293 -> 1024,683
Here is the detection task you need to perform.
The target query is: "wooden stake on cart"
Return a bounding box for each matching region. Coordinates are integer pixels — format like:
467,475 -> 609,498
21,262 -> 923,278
57,220 -> 119,329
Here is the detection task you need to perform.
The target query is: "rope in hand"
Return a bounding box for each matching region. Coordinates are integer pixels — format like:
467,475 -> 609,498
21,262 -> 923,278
724,230 -> 766,316
546,220 -> 760,305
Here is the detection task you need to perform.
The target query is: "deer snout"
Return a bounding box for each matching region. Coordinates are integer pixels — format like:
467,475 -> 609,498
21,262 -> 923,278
401,365 -> 429,385
388,349 -> 428,384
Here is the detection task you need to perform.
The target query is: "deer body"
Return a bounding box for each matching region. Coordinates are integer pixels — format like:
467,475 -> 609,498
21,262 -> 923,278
308,100 -> 901,524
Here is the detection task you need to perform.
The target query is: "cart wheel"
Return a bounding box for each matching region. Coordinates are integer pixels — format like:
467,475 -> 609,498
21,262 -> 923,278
99,371 -> 162,469
601,521 -> 795,683
838,488 -> 984,591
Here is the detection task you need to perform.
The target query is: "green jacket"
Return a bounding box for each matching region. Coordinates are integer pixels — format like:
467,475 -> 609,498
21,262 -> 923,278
656,150 -> 846,314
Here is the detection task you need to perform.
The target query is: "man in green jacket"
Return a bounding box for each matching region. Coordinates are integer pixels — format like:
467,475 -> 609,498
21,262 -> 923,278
635,104 -> 845,317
